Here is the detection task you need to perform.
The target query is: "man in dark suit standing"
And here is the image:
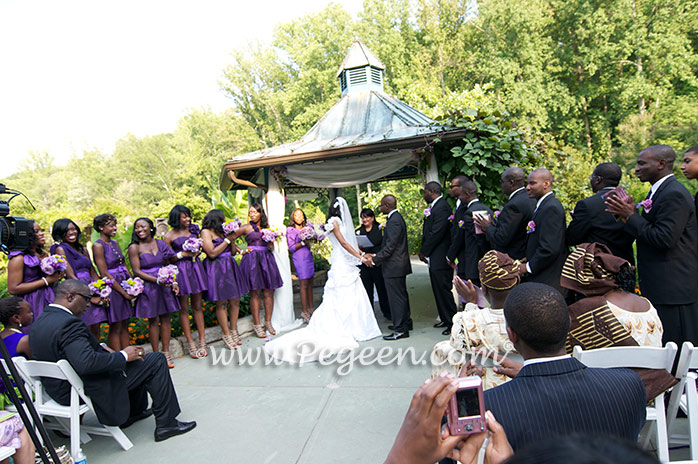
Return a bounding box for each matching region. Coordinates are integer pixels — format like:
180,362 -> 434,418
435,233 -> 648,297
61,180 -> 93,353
365,195 -> 412,340
455,181 -> 492,287
30,279 -> 196,441
475,167 -> 534,260
483,283 -> 646,451
445,175 -> 469,280
606,145 -> 698,346
419,182 -> 456,336
566,162 -> 635,263
521,168 -> 567,296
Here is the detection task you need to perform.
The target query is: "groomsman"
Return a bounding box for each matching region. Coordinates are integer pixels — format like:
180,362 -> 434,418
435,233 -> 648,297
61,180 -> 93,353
364,195 -> 413,340
566,162 -> 635,264
606,145 -> 698,346
457,181 -> 493,287
475,167 -> 534,260
419,182 -> 457,336
521,168 -> 567,296
446,175 -> 470,279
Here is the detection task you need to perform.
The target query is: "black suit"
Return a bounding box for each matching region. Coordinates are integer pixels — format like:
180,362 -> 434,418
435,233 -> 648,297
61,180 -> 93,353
446,201 -> 468,278
30,305 -> 181,427
484,358 -> 646,451
566,187 -> 635,263
485,188 -> 535,260
460,200 -> 493,285
624,175 -> 698,345
525,193 -> 567,295
373,210 -> 412,333
420,197 -> 456,327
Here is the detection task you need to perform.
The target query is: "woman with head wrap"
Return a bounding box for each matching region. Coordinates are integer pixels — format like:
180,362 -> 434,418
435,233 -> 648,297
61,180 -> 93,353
431,250 -> 523,389
561,243 -> 663,351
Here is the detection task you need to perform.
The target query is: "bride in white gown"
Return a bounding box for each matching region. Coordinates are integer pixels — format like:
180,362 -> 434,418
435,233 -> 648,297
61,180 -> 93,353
264,197 -> 382,363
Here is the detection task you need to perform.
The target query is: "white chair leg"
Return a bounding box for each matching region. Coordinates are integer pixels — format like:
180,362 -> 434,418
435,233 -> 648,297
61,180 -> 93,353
642,420 -> 656,451
104,426 -> 133,451
654,395 -> 670,462
685,375 -> 698,460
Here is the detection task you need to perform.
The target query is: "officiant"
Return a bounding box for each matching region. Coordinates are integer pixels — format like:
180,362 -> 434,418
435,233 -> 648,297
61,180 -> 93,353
356,208 -> 391,319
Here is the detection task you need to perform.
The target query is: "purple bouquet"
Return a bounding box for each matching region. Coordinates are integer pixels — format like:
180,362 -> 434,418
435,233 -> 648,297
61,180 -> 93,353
222,218 -> 242,235
156,265 -> 179,285
261,228 -> 280,243
40,254 -> 67,275
189,223 -> 201,236
121,277 -> 145,297
182,237 -> 203,253
89,277 -> 114,298
313,223 -> 326,241
299,225 -> 315,241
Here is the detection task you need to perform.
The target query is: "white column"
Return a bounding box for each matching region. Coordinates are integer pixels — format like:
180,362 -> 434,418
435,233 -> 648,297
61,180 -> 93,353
426,151 -> 439,183
265,176 -> 302,332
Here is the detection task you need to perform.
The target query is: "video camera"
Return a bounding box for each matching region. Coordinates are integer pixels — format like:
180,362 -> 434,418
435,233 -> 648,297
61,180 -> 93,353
0,184 -> 34,254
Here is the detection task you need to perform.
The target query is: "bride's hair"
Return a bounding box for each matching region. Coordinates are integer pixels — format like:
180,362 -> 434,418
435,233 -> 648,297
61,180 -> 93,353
327,198 -> 342,220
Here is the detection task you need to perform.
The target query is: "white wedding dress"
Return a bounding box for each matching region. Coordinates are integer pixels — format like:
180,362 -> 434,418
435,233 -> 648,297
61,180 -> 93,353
264,199 -> 382,363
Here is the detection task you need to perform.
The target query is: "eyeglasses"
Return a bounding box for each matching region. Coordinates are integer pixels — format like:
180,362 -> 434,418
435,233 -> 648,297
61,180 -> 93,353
74,293 -> 92,302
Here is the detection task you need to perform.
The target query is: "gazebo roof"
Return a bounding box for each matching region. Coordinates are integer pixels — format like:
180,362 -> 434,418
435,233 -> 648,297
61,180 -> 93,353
336,40 -> 385,77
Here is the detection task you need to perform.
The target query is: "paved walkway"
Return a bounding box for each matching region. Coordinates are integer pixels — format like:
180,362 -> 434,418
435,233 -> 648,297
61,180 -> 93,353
74,259 -> 447,463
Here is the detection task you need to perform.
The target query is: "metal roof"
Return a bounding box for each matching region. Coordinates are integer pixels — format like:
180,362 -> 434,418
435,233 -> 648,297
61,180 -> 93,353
336,40 -> 385,77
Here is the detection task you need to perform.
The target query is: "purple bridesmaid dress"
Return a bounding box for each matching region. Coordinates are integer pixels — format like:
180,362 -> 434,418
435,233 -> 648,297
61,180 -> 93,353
171,235 -> 207,296
134,239 -> 180,318
202,237 -> 248,301
51,243 -> 107,326
8,251 -> 54,333
95,239 -> 134,323
286,227 -> 315,280
240,225 -> 283,291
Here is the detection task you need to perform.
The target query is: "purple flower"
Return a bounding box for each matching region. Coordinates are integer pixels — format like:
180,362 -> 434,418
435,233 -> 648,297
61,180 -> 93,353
222,218 -> 242,235
299,225 -> 315,241
89,277 -> 114,298
458,220 -> 465,228
379,223 -> 385,230
182,237 -> 203,253
40,254 -> 67,275
189,223 -> 201,236
423,207 -> 431,217
448,214 -> 454,222
261,228 -> 280,243
156,264 -> 179,285
637,199 -> 652,213
494,210 -> 501,218
526,220 -> 536,234
121,277 -> 145,296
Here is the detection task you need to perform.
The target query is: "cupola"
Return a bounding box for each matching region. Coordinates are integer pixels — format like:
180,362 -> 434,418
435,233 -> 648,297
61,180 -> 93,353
336,40 -> 385,96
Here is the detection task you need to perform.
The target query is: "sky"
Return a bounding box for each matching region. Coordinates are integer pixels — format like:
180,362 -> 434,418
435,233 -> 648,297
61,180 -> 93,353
0,0 -> 364,176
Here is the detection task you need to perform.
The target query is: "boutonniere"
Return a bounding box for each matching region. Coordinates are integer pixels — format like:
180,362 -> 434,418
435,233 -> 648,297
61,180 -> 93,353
448,214 -> 454,222
494,210 -> 501,219
458,220 -> 465,229
379,223 -> 385,231
423,207 -> 431,217
526,220 -> 536,234
637,199 -> 652,214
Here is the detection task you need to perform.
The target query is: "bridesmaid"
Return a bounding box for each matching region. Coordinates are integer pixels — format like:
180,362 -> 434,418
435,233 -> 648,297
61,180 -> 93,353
93,214 -> 135,351
200,209 -> 248,350
51,218 -> 107,339
164,205 -> 208,358
128,217 -> 180,368
7,221 -> 60,331
286,208 -> 315,322
233,203 -> 283,337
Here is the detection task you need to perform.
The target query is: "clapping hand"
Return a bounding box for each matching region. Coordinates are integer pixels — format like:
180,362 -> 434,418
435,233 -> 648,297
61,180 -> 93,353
605,191 -> 636,221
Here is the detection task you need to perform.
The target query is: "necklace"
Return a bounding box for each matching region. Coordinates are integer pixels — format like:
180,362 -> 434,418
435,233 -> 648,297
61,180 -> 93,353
8,328 -> 23,334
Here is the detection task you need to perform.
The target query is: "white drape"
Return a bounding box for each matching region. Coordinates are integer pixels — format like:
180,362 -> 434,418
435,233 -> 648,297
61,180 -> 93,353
426,151 -> 439,183
284,150 -> 414,188
266,176 -> 303,333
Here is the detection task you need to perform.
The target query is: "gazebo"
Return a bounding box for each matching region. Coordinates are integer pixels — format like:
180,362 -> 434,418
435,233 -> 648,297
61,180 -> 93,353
218,40 -> 465,331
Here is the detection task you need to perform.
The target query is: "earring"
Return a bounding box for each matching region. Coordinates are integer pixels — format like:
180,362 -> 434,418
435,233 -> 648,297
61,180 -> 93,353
18,323 -> 22,328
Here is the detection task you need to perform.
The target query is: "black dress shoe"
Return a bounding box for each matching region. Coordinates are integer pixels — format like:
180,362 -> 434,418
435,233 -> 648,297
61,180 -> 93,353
434,321 -> 448,328
383,331 -> 409,341
122,408 -> 153,429
441,328 -> 451,336
154,419 -> 197,442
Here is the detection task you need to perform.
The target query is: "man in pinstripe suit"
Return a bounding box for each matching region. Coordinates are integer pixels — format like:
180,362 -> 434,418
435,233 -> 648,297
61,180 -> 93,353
484,282 -> 646,451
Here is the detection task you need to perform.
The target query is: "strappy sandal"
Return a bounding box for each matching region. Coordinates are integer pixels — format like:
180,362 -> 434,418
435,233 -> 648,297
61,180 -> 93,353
253,324 -> 267,338
164,352 -> 175,369
300,311 -> 311,323
222,333 -> 237,350
187,341 -> 199,359
231,329 -> 243,345
265,320 -> 276,336
196,342 -> 209,358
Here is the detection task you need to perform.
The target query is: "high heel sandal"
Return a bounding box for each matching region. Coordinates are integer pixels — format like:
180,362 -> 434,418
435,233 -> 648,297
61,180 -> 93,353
253,324 -> 267,338
187,341 -> 199,359
265,320 -> 276,336
300,311 -> 311,323
164,352 -> 175,369
231,329 -> 243,345
222,334 -> 237,350
196,343 -> 209,358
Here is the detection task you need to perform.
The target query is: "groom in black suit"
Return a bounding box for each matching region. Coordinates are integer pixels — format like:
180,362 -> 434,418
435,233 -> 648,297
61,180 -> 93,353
606,145 -> 698,345
365,195 -> 413,340
30,279 -> 196,441
419,182 -> 456,335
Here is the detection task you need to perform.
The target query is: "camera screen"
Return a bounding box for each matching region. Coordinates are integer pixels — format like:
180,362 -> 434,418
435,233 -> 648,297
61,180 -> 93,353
456,387 -> 481,418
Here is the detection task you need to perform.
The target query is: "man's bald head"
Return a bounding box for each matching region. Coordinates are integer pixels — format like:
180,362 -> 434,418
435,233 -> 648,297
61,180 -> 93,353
526,168 -> 553,200
501,167 -> 526,195
54,279 -> 91,317
382,195 -> 397,209
636,145 -> 676,183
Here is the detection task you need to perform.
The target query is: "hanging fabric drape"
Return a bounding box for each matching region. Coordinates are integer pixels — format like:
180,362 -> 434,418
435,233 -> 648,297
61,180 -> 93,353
283,150 -> 414,188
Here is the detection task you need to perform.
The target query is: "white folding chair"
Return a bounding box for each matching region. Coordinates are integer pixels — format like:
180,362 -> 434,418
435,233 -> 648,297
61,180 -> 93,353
666,342 -> 698,460
12,357 -> 133,460
572,343 -> 678,463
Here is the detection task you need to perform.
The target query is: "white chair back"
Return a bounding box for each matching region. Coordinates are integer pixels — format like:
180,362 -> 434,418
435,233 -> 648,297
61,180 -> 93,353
667,342 -> 698,460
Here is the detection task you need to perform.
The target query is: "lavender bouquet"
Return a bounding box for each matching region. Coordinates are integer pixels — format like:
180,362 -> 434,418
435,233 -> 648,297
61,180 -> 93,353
40,254 -> 67,275
299,224 -> 316,241
89,277 -> 114,298
121,277 -> 145,297
156,264 -> 179,285
222,218 -> 242,235
313,223 -> 327,241
261,228 -> 280,243
182,237 -> 203,253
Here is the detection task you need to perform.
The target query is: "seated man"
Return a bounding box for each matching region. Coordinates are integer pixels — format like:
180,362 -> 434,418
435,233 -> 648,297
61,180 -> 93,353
484,282 -> 646,451
29,279 -> 196,442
